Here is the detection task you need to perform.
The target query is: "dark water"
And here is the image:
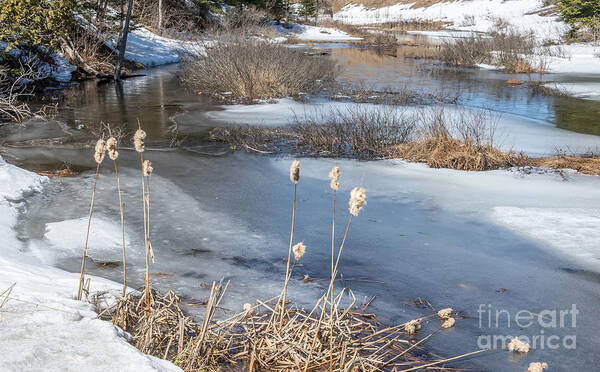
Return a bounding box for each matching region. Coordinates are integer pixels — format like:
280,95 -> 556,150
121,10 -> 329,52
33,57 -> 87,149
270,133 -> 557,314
2,42 -> 600,371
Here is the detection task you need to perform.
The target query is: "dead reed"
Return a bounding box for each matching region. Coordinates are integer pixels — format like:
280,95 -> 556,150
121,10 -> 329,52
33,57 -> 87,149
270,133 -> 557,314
77,138 -> 106,301
279,160 -> 300,328
107,135 -> 127,296
135,127 -> 154,311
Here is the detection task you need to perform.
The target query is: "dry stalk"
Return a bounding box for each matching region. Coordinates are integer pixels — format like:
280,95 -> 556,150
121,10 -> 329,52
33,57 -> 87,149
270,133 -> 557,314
77,142 -> 104,301
280,160 -> 299,328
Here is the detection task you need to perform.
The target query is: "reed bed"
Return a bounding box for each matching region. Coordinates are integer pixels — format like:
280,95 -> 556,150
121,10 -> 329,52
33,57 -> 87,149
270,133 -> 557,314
99,283 -> 453,371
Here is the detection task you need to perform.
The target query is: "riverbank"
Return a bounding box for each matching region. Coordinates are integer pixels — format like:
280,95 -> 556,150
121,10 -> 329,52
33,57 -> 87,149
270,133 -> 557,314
0,156 -> 182,372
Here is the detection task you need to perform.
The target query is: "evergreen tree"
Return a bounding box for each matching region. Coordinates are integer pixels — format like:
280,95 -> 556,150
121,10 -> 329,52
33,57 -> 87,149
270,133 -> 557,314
0,0 -> 76,49
299,0 -> 317,21
557,0 -> 600,31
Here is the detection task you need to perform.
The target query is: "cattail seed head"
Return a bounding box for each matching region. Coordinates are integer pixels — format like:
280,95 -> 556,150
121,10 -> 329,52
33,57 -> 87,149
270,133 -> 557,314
441,317 -> 455,329
290,160 -> 300,184
405,319 -> 421,335
507,337 -> 530,353
107,137 -> 119,160
527,362 -> 548,372
134,129 -> 146,153
349,187 -> 366,216
292,242 -> 306,261
243,303 -> 253,315
94,139 -> 106,164
437,308 -> 453,319
328,166 -> 340,191
143,160 -> 153,176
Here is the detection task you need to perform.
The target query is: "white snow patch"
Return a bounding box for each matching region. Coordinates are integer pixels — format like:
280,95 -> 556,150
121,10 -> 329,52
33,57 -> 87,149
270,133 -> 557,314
0,41 -> 76,83
492,207 -> 600,262
0,156 -> 181,372
105,27 -> 204,66
334,0 -> 568,41
545,44 -> 600,75
275,23 -> 362,41
39,216 -> 133,264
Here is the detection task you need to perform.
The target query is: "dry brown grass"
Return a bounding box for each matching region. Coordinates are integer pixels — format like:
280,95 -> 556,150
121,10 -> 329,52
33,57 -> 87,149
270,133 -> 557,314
387,109 -> 527,171
532,156 -> 600,176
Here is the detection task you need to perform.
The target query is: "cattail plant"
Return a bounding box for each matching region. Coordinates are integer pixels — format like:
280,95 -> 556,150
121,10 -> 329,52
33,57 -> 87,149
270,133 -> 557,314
325,186 -> 366,312
327,166 -> 340,370
279,159 -> 300,328
135,128 -> 153,311
77,138 -> 106,300
107,136 -> 128,297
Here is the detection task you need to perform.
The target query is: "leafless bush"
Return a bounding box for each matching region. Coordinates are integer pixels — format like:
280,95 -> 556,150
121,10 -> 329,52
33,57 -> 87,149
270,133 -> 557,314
181,39 -> 338,101
438,28 -> 559,73
0,61 -> 42,123
205,6 -> 278,38
438,36 -> 491,67
291,106 -> 417,157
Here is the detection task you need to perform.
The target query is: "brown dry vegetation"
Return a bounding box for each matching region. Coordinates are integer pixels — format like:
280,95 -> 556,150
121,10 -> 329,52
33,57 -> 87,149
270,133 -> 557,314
209,106 -> 600,176
97,286 -> 448,371
438,28 -> 563,73
532,156 -> 600,176
181,39 -> 338,102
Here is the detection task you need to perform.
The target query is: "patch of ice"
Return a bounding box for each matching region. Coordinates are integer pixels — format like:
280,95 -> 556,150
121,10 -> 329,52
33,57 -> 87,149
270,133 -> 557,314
492,207 -> 600,262
40,216 -> 133,264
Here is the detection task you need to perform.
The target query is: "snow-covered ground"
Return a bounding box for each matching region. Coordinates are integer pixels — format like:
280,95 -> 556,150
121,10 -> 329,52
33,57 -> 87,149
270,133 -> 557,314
275,23 -> 363,41
0,156 -> 181,372
334,0 -> 568,41
545,43 -> 600,75
105,27 -> 204,67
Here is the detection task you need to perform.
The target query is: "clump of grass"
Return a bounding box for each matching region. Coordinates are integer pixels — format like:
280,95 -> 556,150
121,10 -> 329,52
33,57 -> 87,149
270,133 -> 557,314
390,110 -> 527,171
181,39 -> 338,102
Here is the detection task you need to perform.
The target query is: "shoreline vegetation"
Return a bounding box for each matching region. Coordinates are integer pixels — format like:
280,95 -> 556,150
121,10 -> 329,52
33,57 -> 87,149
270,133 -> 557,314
209,106 -> 600,176
86,144 -> 534,371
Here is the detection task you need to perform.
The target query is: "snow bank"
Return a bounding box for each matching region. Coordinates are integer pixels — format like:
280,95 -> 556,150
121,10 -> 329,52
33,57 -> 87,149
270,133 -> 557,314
275,23 -> 363,41
545,44 -> 600,75
0,41 -> 76,83
0,157 -> 181,372
334,0 -> 568,41
105,27 -> 204,67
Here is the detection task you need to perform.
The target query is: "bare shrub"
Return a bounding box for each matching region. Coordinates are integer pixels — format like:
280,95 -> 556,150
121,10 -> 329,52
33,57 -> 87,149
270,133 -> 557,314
181,39 -> 338,101
205,6 -> 279,38
291,106 -> 417,157
438,28 -> 559,73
